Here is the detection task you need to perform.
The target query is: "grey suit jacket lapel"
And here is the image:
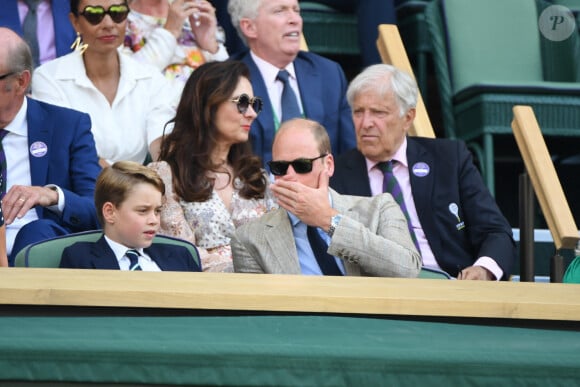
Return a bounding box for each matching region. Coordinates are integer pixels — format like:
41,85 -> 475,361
329,190 -> 361,276
264,209 -> 302,274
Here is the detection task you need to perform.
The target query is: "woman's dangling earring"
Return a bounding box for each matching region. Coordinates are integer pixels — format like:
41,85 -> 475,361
70,32 -> 88,54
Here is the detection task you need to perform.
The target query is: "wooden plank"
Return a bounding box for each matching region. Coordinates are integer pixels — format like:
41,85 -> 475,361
300,33 -> 308,51
1,268 -> 579,321
376,24 -> 436,138
511,105 -> 579,250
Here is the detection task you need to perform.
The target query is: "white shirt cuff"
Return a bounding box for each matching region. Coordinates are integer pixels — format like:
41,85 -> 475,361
44,184 -> 65,214
474,256 -> 503,281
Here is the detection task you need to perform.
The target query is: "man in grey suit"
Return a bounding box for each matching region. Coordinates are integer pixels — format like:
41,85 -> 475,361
231,118 -> 421,277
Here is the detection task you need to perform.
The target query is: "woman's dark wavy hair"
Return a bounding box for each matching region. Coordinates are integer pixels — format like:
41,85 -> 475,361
159,60 -> 266,202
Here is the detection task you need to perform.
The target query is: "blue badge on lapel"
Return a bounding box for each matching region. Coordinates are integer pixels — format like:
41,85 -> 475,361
30,141 -> 48,157
412,162 -> 430,177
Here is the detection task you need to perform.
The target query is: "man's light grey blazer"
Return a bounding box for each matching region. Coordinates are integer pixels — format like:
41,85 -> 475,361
231,189 -> 421,277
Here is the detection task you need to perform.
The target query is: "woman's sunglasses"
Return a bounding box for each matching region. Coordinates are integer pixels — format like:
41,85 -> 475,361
268,154 -> 328,176
231,94 -> 263,115
80,4 -> 130,25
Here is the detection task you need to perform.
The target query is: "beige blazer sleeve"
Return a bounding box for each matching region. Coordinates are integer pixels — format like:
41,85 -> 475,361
231,231 -> 266,274
328,190 -> 421,278
232,190 -> 421,278
232,209 -> 302,274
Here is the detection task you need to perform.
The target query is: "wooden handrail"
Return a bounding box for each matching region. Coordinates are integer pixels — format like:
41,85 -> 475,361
1,268 -> 579,321
511,105 -> 579,250
300,33 -> 308,51
376,24 -> 436,138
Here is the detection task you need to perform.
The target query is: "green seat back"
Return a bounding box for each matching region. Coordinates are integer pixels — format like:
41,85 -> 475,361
14,231 -> 200,269
300,1 -> 359,55
443,0 -> 544,94
551,0 -> 580,10
563,256 -> 580,283
418,267 -> 451,279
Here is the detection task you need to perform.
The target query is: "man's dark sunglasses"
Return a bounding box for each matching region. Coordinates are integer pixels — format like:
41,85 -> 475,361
0,71 -> 16,81
231,93 -> 263,115
80,4 -> 130,25
268,154 -> 328,176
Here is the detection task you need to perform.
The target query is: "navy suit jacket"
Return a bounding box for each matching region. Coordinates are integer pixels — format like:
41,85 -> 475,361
330,137 -> 516,279
230,50 -> 356,164
0,1 -> 76,60
25,97 -> 100,231
59,236 -> 201,271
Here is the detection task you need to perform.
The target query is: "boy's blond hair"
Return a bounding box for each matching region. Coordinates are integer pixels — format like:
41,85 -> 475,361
94,161 -> 165,227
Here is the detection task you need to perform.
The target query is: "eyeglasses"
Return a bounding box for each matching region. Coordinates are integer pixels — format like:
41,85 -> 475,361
0,71 -> 16,81
268,154 -> 328,176
80,4 -> 130,25
231,94 -> 263,115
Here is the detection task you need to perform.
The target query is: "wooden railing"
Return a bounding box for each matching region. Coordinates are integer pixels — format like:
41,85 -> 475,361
300,33 -> 309,51
511,105 -> 579,281
376,24 -> 436,138
1,268 -> 579,321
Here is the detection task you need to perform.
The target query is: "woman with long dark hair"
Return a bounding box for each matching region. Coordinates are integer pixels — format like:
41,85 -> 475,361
149,60 -> 276,272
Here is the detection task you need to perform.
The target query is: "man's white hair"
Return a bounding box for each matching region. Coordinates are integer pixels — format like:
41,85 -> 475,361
227,0 -> 263,46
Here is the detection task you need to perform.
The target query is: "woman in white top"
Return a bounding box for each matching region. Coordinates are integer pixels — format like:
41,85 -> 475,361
124,0 -> 228,95
32,0 -> 175,167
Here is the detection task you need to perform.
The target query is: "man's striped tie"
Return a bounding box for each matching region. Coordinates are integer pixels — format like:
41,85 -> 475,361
377,160 -> 420,253
125,249 -> 142,271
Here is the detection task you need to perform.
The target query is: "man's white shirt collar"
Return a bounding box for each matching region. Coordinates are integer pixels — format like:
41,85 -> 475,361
4,98 -> 28,136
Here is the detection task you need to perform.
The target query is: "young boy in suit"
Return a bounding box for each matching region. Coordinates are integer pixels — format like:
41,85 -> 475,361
60,161 -> 201,271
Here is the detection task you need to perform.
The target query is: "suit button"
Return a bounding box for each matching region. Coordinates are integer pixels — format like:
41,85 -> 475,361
71,217 -> 80,225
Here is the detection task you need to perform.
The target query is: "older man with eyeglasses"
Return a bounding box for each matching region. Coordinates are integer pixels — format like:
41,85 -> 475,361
231,117 -> 421,277
0,27 -> 101,266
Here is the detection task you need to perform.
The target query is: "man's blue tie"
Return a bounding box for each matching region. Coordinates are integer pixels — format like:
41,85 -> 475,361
125,249 -> 142,271
307,226 -> 342,276
378,161 -> 420,253
277,69 -> 302,122
0,129 -> 9,200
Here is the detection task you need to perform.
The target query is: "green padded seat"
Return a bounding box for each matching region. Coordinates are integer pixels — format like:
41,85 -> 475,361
425,0 -> 580,195
563,255 -> 580,283
14,230 -> 201,268
417,266 -> 452,279
300,1 -> 360,55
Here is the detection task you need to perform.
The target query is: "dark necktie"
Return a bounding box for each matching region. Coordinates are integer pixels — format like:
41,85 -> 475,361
377,161 -> 420,253
306,226 -> 342,276
276,69 -> 302,123
0,129 -> 9,200
23,0 -> 42,68
125,249 -> 142,271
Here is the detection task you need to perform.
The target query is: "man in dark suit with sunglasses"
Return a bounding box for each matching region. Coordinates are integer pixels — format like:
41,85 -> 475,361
0,1 -> 76,67
231,118 -> 421,277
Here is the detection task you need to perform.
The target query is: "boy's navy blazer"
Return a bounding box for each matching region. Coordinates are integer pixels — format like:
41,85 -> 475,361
330,136 -> 516,279
230,50 -> 356,164
0,1 -> 76,60
60,236 -> 202,272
